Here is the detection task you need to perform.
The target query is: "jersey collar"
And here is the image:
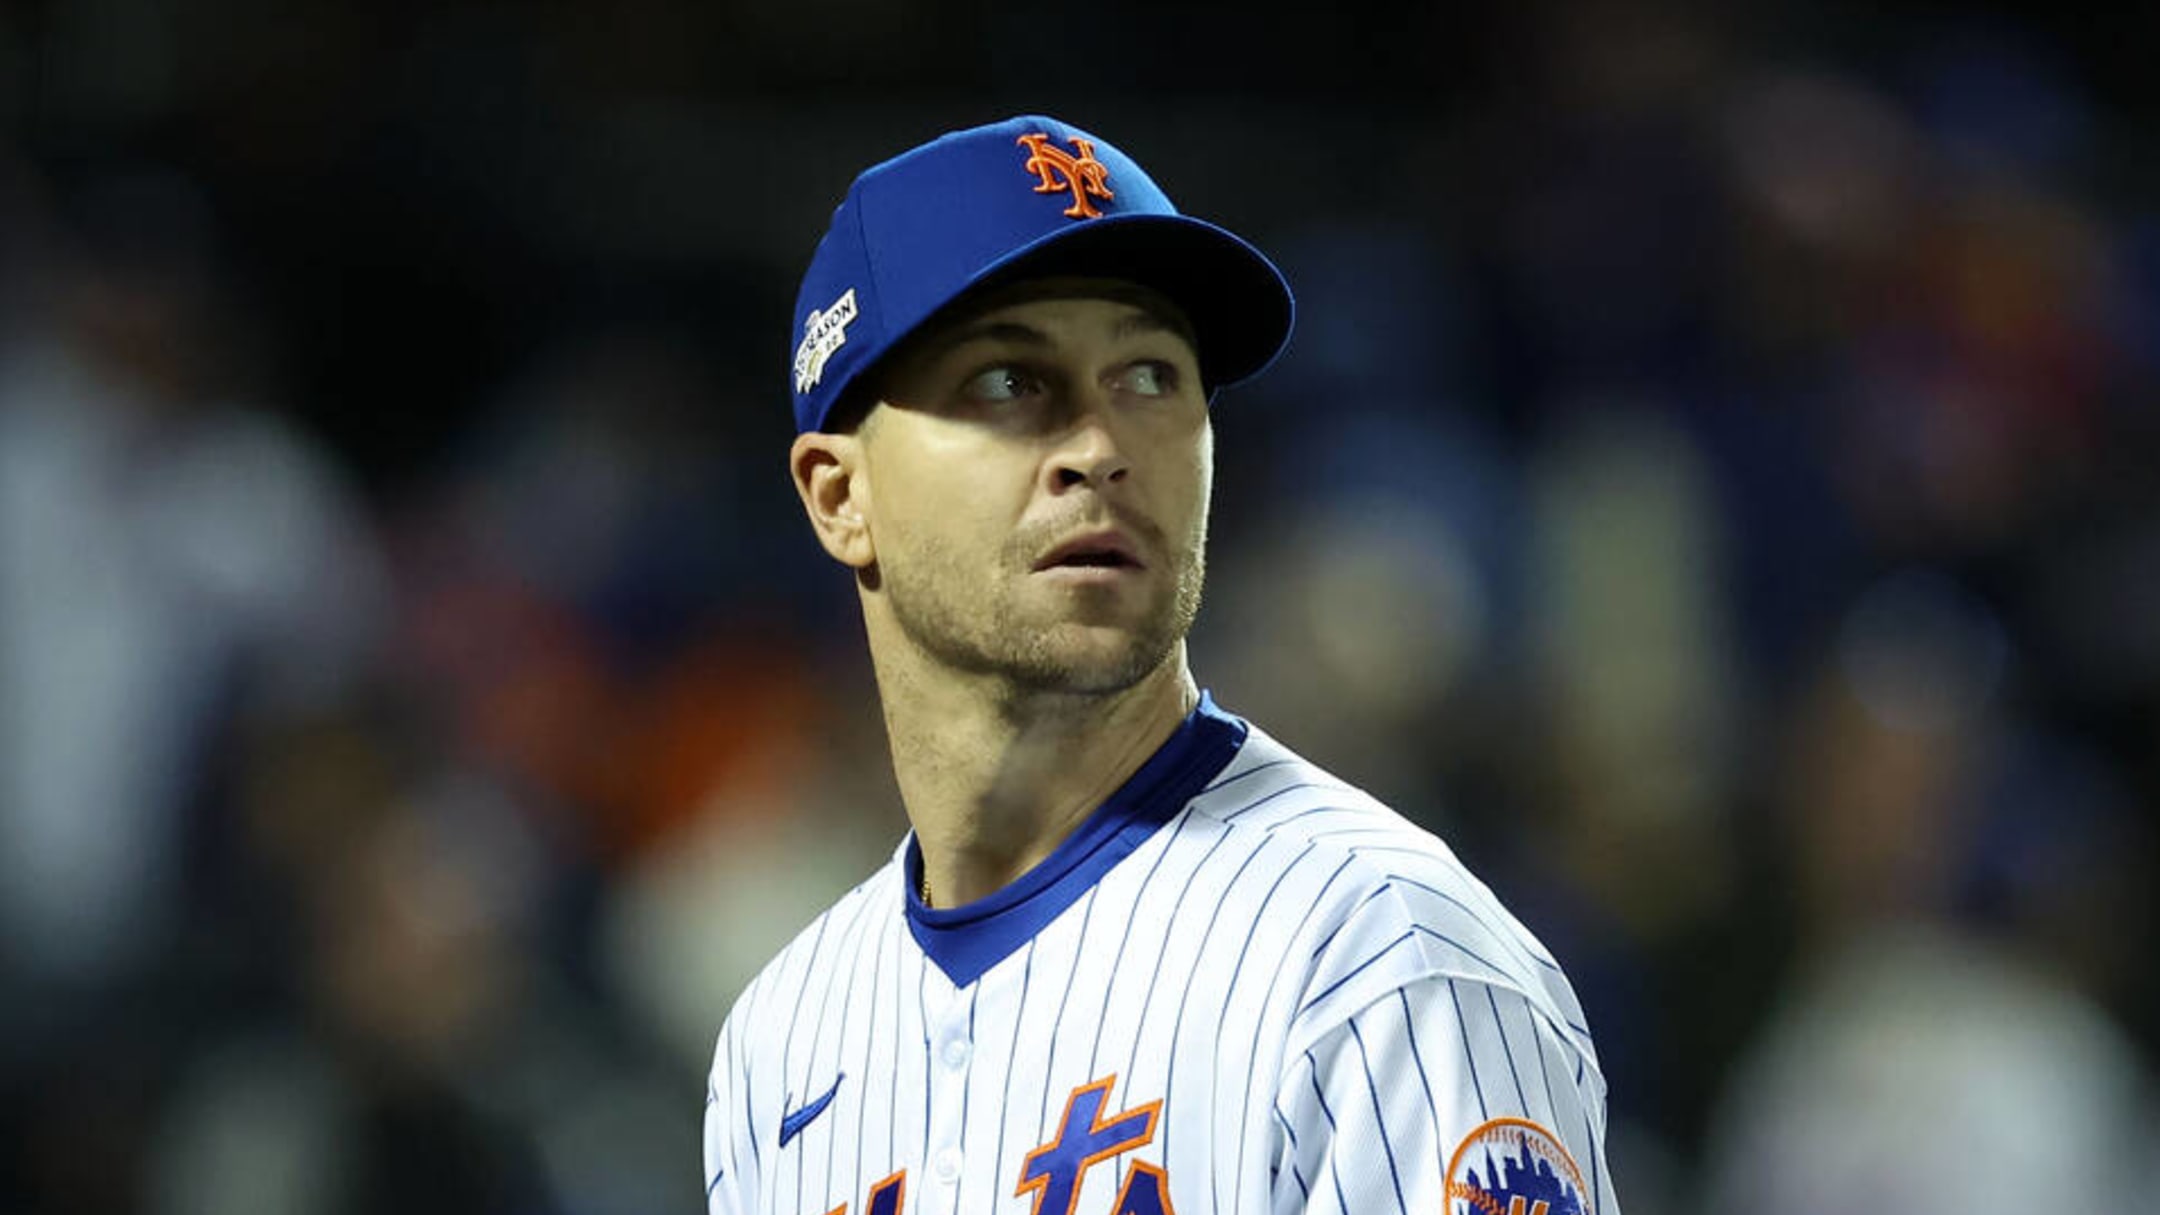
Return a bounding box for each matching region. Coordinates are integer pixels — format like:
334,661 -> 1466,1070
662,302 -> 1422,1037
902,690 -> 1248,987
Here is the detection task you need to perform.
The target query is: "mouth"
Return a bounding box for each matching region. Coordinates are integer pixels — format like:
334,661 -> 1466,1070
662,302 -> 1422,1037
1033,530 -> 1145,573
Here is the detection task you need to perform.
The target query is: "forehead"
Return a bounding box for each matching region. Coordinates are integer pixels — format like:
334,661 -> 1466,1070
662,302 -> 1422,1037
900,275 -> 1199,360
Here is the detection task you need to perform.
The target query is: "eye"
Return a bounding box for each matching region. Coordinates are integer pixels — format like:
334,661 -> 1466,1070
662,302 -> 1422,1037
962,365 -> 1041,404
1115,360 -> 1181,397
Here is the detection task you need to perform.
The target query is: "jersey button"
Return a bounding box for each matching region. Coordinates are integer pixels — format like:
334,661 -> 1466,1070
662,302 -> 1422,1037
933,1146 -> 962,1184
940,1036 -> 971,1070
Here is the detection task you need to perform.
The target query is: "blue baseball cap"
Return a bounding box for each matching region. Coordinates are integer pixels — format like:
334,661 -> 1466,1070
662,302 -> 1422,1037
789,114 -> 1295,433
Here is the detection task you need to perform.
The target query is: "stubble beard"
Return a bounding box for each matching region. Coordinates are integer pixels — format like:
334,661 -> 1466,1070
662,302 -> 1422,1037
882,528 -> 1204,698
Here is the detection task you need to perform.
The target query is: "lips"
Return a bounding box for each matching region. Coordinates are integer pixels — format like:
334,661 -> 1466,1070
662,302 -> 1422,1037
1033,529 -> 1144,572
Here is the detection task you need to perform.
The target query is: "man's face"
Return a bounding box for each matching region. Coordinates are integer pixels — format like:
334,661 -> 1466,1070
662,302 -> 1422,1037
852,278 -> 1213,696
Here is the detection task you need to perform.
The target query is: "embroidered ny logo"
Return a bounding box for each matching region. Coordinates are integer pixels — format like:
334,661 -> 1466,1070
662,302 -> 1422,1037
1016,133 -> 1115,219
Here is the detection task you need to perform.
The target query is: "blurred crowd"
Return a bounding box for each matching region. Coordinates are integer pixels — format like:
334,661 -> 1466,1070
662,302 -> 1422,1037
3,2 -> 2159,1213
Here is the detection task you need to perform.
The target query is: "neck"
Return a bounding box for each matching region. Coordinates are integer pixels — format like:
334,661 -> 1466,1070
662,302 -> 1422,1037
871,641 -> 1198,910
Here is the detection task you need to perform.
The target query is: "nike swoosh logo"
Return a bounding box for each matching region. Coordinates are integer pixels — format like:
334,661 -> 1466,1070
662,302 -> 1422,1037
779,1074 -> 844,1148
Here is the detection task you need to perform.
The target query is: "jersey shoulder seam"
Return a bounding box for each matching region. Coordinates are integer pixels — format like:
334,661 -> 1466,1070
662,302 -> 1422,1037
1283,964 -> 1604,1092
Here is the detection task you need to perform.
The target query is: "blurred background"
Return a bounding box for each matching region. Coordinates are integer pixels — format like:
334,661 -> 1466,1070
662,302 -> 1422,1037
4,0 -> 2159,1211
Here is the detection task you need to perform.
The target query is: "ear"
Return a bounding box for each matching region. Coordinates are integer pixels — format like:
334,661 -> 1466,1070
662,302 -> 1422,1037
790,430 -> 876,569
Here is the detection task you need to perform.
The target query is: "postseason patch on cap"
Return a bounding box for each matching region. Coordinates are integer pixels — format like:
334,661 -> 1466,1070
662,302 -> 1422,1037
794,287 -> 859,395
1445,1118 -> 1589,1215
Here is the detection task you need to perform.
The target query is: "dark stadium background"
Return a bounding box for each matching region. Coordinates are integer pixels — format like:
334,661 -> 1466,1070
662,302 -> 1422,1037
3,2 -> 2157,1212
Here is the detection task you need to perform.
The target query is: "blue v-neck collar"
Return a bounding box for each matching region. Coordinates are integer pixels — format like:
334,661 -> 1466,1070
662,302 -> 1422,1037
902,691 -> 1248,987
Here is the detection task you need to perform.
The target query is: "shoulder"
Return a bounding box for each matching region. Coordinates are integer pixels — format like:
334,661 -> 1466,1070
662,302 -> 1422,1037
1188,724 -> 1599,1068
709,855 -> 902,1065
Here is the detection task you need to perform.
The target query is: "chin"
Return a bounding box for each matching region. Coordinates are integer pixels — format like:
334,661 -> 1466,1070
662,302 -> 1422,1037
882,570 -> 1194,696
1003,623 -> 1179,696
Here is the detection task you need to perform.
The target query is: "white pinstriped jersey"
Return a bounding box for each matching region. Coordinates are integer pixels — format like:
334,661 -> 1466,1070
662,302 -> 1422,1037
704,694 -> 1617,1215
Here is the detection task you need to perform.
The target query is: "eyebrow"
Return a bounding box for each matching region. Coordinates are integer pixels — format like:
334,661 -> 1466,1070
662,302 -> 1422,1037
923,308 -> 1190,363
931,319 -> 1055,354
1112,310 -> 1188,342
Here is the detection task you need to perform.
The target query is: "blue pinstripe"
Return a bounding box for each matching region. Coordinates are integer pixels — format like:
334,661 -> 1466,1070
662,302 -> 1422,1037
1532,998 -> 1560,1125
1084,813 -> 1196,1074
1160,832 -> 1279,1158
743,1043 -> 760,1176
1487,985 -> 1530,1115
1301,928 -> 1416,1013
1395,989 -> 1439,1157
955,986 -> 978,1215
1220,781 -> 1358,823
1236,853 -> 1356,1210
1449,980 -> 1489,1118
1200,757 -> 1296,795
777,909 -> 836,1168
733,973 -> 764,1168
1273,1107 -> 1312,1202
992,938 -> 1037,1212
1348,1016 -> 1409,1215
1348,855 -> 1589,1033
917,961 -> 931,1169
779,911 -> 833,1079
1241,804 -> 1379,833
1211,839 -> 1319,1215
1405,927 -> 1519,998
1039,887 -> 1100,1129
851,909 -> 890,1203
1307,885 -> 1393,960
1304,1050 -> 1351,1215
1381,871 -> 1563,975
817,898 -> 879,1204
888,911 -> 901,1170
800,896 -> 875,1206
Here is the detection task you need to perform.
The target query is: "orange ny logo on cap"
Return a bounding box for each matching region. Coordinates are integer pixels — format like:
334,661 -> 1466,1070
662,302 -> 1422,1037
1016,133 -> 1114,219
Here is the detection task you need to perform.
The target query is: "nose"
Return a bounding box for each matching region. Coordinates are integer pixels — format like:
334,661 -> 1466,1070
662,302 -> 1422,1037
1045,405 -> 1131,492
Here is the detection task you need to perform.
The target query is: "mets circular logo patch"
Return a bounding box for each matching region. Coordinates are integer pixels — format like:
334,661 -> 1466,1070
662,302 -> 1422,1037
1445,1117 -> 1588,1215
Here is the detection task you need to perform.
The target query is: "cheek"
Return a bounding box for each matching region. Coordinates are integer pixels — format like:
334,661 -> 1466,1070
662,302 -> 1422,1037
1175,428 -> 1214,541
870,439 -> 1018,558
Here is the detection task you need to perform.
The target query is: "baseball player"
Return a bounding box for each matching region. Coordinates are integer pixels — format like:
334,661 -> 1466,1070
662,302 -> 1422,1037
704,114 -> 1618,1215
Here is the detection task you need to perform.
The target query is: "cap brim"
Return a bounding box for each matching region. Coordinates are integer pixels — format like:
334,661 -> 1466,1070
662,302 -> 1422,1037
958,213 -> 1295,392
